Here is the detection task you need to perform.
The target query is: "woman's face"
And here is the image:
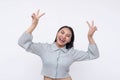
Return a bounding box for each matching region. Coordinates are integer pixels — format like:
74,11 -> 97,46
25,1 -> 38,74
56,28 -> 72,48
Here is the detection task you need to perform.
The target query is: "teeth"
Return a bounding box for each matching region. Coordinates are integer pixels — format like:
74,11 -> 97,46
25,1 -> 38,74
59,38 -> 65,43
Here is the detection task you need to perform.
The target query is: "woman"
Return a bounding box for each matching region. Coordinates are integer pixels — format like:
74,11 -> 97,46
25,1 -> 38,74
18,10 -> 99,80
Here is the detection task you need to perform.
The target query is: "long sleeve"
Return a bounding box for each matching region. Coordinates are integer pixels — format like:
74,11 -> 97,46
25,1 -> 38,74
72,44 -> 99,61
18,32 -> 45,56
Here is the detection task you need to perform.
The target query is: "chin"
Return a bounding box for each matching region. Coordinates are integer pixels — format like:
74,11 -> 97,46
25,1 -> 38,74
57,42 -> 66,47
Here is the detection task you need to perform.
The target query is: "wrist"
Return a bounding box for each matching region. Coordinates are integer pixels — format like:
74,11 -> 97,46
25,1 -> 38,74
32,22 -> 37,26
88,37 -> 95,44
31,23 -> 37,27
88,35 -> 93,38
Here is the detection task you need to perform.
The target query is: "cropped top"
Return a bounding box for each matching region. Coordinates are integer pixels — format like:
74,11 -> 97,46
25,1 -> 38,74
18,32 -> 99,78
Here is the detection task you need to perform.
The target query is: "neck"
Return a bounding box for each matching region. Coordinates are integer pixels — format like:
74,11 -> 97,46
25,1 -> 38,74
55,42 -> 65,48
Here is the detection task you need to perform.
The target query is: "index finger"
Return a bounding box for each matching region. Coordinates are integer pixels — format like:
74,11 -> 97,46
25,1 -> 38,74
92,20 -> 94,27
86,21 -> 91,28
38,13 -> 45,18
37,9 -> 40,15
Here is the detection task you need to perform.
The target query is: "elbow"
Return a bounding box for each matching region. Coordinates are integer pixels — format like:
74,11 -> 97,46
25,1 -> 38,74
18,38 -> 23,46
89,51 -> 100,60
18,39 -> 24,48
18,39 -> 32,50
18,38 -> 27,49
94,54 -> 99,59
92,52 -> 100,60
18,39 -> 21,46
95,50 -> 100,59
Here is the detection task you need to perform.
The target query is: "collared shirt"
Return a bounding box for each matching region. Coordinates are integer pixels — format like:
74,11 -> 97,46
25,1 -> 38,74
18,32 -> 99,78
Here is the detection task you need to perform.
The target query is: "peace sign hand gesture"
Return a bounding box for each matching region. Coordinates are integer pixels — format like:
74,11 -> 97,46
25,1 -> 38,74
86,21 -> 97,38
26,9 -> 45,34
31,9 -> 45,26
86,21 -> 98,44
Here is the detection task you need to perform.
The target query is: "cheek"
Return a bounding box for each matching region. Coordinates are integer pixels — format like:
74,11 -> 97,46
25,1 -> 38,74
66,37 -> 71,42
56,34 -> 61,41
57,33 -> 61,37
56,34 -> 60,39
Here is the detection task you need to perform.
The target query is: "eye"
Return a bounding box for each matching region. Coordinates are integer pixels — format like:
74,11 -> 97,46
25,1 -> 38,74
61,30 -> 64,34
66,34 -> 71,37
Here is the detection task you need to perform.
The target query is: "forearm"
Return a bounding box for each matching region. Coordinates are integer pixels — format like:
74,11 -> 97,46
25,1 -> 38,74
88,36 -> 96,44
26,23 -> 37,34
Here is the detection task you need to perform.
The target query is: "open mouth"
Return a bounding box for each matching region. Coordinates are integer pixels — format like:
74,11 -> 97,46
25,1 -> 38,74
58,37 -> 65,43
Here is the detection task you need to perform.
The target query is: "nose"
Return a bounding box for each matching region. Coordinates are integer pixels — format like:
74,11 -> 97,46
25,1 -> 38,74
62,34 -> 66,39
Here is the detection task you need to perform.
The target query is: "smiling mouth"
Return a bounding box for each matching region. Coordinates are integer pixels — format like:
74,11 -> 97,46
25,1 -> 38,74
59,37 -> 65,43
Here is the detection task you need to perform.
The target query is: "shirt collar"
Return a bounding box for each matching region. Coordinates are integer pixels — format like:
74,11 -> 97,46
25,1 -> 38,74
51,42 -> 68,53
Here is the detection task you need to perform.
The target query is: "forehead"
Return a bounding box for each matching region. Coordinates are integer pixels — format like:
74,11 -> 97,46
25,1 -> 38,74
59,28 -> 72,34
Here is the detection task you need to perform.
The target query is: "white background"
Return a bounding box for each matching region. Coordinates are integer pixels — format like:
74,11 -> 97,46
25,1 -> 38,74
0,0 -> 120,80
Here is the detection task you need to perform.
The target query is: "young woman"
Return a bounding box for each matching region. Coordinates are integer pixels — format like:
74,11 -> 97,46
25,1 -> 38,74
18,10 -> 99,80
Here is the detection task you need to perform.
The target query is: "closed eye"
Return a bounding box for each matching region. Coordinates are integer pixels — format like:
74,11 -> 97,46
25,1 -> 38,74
66,34 -> 71,37
61,30 -> 64,34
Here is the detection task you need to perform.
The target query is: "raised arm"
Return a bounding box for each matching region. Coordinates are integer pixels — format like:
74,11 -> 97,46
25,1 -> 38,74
72,21 -> 99,61
86,21 -> 97,44
26,9 -> 45,34
18,10 -> 45,54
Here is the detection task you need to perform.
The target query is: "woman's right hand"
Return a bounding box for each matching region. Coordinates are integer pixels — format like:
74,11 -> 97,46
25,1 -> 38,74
31,9 -> 45,26
26,10 -> 45,34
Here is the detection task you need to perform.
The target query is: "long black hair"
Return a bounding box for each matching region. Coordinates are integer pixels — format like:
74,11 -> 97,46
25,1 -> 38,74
54,26 -> 75,49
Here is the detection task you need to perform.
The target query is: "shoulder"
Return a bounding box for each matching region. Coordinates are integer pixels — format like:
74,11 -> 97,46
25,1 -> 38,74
37,42 -> 51,47
67,47 -> 77,54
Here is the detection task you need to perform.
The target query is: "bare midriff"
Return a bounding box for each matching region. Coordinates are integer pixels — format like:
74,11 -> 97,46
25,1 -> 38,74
44,76 -> 72,80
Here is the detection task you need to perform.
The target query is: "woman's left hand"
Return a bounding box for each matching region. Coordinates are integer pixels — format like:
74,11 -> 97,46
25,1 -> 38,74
86,21 -> 97,38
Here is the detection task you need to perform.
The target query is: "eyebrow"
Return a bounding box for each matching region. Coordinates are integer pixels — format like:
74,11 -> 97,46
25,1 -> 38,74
61,30 -> 72,36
